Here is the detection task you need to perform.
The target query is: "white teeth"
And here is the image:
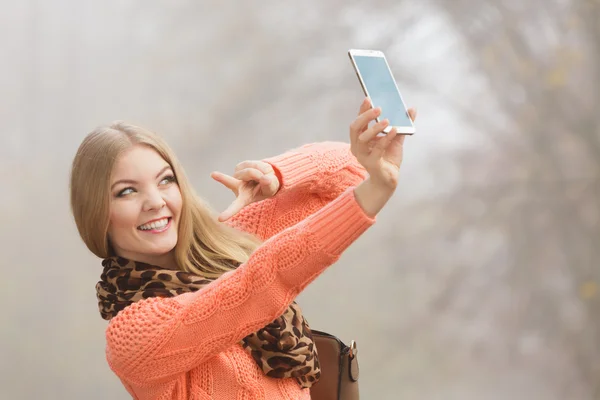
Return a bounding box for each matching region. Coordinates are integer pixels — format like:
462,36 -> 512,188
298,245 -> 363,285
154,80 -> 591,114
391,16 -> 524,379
138,218 -> 169,231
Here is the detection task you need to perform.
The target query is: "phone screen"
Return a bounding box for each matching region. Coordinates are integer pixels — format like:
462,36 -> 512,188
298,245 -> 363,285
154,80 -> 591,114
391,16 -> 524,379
353,55 -> 412,128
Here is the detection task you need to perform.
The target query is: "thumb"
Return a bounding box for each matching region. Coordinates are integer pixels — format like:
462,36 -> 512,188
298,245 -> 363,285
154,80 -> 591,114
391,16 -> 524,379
218,197 -> 246,222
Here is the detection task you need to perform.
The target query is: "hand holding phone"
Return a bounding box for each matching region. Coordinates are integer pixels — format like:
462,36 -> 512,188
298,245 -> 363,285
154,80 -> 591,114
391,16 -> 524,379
350,96 -> 417,216
348,49 -> 415,135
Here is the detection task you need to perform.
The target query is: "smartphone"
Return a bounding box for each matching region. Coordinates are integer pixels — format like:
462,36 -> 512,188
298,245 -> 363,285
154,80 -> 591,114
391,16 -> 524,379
348,49 -> 415,135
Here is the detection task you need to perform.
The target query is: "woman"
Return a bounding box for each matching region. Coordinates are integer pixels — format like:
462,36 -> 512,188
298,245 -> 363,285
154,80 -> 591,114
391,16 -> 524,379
70,98 -> 416,399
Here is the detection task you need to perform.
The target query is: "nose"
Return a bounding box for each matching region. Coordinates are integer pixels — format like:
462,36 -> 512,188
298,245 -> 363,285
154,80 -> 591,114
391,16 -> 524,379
142,188 -> 166,212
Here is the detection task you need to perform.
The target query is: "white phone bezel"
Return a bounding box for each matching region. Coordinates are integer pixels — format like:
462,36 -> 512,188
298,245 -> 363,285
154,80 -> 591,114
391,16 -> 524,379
348,48 -> 415,135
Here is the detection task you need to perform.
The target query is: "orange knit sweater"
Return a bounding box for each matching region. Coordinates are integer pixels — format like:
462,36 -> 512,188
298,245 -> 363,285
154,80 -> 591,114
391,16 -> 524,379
104,142 -> 374,399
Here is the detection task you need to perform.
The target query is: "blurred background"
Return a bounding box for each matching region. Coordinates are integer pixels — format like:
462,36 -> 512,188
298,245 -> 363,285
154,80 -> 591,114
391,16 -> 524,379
1,0 -> 599,399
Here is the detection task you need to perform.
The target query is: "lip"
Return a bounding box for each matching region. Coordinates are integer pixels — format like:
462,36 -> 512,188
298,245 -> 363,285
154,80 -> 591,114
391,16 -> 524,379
137,217 -> 172,234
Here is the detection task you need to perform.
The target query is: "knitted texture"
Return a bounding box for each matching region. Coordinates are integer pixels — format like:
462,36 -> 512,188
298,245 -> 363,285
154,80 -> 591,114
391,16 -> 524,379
105,142 -> 373,400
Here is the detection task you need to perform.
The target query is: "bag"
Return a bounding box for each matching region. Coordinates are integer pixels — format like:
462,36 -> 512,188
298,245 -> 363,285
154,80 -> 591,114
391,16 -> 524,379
309,330 -> 360,400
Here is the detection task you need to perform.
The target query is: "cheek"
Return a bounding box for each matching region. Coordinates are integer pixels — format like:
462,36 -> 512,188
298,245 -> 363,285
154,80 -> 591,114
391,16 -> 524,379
109,201 -> 140,234
167,186 -> 183,216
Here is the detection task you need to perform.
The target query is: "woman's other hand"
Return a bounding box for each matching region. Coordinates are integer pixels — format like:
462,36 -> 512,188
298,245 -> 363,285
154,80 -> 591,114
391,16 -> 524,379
211,161 -> 280,222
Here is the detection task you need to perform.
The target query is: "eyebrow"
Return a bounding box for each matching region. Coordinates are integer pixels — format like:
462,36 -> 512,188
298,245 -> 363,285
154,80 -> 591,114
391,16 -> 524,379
111,165 -> 173,190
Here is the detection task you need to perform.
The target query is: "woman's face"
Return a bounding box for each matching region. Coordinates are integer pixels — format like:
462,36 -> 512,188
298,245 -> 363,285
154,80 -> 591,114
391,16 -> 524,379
108,145 -> 183,267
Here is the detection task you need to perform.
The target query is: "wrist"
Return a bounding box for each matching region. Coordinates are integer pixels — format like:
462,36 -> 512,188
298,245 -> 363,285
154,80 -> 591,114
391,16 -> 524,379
366,170 -> 399,192
353,178 -> 395,217
271,167 -> 283,196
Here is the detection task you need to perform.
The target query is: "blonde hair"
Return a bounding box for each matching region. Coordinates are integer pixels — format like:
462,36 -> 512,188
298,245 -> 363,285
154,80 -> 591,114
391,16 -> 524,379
70,121 -> 261,278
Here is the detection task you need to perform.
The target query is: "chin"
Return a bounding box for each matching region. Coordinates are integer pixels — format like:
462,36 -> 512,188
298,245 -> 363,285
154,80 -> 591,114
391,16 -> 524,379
154,245 -> 177,255
144,241 -> 177,256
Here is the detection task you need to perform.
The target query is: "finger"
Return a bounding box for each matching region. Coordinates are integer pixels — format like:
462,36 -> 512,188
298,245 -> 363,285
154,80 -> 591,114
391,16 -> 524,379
235,160 -> 274,174
407,108 -> 417,122
350,107 -> 382,143
211,171 -> 240,192
357,119 -> 389,143
233,168 -> 264,182
218,198 -> 246,222
357,97 -> 371,116
370,127 -> 397,159
396,133 -> 406,146
353,107 -> 381,132
258,173 -> 278,195
258,173 -> 275,187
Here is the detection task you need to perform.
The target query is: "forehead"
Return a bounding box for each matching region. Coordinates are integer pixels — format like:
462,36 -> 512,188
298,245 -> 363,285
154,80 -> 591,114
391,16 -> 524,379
111,145 -> 170,180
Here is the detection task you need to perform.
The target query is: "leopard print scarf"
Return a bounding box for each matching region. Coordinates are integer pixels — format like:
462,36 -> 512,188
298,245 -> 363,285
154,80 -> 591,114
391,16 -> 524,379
96,257 -> 321,388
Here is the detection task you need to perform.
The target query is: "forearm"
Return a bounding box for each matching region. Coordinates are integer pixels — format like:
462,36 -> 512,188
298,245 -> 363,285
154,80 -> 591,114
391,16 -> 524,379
353,178 -> 395,217
227,142 -> 367,240
264,142 -> 367,201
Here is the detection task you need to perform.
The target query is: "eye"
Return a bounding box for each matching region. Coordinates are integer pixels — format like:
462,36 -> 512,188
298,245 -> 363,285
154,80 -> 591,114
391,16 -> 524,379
116,187 -> 135,197
159,175 -> 177,185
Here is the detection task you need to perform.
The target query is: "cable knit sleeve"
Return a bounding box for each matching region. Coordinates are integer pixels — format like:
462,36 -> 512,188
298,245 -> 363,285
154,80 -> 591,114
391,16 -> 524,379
104,188 -> 375,386
226,141 -> 369,240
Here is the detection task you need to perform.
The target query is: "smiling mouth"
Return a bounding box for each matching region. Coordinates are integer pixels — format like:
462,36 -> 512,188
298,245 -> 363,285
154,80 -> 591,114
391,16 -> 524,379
137,217 -> 172,231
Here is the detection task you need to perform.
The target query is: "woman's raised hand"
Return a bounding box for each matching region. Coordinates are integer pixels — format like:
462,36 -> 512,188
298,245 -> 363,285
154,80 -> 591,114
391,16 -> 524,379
350,98 -> 417,217
211,161 -> 280,222
349,97 -> 417,191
